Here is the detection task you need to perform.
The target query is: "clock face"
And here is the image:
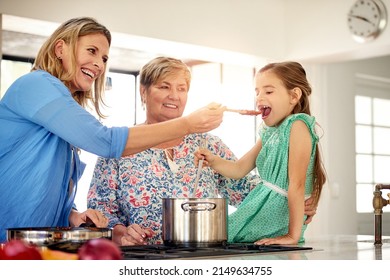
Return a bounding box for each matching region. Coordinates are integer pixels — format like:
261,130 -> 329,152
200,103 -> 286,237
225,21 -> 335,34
348,0 -> 387,43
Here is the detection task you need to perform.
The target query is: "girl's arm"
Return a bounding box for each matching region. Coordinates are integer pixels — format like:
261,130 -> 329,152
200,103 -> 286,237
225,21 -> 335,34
255,120 -> 312,245
200,134 -> 260,207
287,120 -> 312,242
195,140 -> 262,180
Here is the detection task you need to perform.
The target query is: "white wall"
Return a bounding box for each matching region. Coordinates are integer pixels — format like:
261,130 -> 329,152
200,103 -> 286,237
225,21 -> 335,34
285,0 -> 390,62
302,55 -> 390,239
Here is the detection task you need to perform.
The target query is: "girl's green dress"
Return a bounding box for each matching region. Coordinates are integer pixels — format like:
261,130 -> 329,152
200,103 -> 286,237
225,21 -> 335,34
228,113 -> 319,243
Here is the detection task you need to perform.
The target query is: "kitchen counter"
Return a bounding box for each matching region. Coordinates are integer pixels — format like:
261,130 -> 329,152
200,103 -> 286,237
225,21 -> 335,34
3,234 -> 388,260
186,235 -> 390,260
302,234 -> 390,260
2,235 -> 387,280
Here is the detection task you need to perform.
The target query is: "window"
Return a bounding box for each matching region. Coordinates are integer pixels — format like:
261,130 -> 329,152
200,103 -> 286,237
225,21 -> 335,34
1,58 -> 32,98
355,95 -> 390,213
189,62 -> 257,158
76,71 -> 138,210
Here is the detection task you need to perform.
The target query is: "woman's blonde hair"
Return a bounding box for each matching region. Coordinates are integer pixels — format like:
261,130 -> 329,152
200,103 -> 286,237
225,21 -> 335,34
32,17 -> 111,118
259,61 -> 326,207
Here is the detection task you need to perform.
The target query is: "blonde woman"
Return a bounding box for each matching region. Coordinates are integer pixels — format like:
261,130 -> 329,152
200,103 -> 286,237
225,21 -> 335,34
0,18 -> 224,243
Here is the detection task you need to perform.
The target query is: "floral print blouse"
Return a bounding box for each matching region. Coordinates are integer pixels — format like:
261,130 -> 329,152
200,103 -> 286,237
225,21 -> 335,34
87,132 -> 259,244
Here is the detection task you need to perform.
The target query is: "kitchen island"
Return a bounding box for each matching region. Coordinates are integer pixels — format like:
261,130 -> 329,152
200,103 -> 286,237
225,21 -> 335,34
1,235 -> 388,280
3,234 -> 388,260
200,235 -> 390,260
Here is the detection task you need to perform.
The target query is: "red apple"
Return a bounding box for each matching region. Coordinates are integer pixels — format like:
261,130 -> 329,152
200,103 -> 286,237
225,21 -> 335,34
0,239 -> 42,260
78,238 -> 122,260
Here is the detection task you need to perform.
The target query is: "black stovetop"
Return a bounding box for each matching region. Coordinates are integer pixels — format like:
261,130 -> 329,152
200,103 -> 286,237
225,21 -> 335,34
120,243 -> 312,260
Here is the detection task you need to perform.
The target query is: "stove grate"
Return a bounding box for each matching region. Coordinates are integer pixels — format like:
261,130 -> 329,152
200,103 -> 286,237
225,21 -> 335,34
120,243 -> 312,260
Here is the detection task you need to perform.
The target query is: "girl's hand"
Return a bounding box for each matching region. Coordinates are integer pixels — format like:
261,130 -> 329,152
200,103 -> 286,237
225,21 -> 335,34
254,234 -> 298,246
194,148 -> 215,168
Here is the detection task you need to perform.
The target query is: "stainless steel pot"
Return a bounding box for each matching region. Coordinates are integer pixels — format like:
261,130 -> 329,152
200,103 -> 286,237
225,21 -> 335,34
162,198 -> 227,247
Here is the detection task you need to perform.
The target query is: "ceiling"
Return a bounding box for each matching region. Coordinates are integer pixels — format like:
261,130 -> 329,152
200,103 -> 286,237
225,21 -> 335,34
1,14 -> 262,73
1,15 -> 203,72
2,30 -> 165,72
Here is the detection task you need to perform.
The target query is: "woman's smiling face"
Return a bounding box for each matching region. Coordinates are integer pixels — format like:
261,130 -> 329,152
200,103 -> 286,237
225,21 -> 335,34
57,33 -> 109,93
143,71 -> 189,124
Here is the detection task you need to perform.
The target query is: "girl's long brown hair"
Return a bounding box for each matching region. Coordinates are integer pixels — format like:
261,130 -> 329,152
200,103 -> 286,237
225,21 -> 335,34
32,17 -> 111,119
259,61 -> 326,207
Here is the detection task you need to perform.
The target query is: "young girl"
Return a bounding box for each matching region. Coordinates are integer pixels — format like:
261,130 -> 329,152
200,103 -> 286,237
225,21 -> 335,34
195,61 -> 326,245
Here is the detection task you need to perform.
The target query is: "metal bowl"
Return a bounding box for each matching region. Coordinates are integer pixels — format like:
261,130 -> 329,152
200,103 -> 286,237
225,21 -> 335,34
7,227 -> 112,247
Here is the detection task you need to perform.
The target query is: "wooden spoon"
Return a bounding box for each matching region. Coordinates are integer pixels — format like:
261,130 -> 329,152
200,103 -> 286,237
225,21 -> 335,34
225,108 -> 262,115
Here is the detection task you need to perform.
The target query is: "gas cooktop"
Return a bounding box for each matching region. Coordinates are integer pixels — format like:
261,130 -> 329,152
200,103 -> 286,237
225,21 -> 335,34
120,243 -> 313,260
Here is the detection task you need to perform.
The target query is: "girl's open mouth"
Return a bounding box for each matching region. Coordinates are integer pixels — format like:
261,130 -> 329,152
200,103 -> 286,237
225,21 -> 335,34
259,105 -> 271,118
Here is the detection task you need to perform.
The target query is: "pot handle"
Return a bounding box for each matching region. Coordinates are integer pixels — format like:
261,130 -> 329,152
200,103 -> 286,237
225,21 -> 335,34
181,202 -> 217,212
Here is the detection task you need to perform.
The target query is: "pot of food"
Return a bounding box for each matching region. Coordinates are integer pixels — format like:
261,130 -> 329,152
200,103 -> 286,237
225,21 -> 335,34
6,226 -> 112,252
162,197 -> 227,247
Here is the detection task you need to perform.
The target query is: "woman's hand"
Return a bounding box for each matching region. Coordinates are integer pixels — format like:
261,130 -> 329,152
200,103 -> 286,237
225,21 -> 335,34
185,103 -> 225,134
113,224 -> 154,246
254,234 -> 298,246
69,209 -> 109,228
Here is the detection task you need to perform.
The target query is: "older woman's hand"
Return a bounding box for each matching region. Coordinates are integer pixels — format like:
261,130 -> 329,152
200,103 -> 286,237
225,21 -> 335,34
304,197 -> 317,224
113,224 -> 154,246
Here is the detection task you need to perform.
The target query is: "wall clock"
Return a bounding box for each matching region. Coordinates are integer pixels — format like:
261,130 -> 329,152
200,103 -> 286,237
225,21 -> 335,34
347,0 -> 388,43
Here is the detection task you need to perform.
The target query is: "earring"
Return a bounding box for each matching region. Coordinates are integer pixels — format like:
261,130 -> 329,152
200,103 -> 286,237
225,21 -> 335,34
57,57 -> 62,60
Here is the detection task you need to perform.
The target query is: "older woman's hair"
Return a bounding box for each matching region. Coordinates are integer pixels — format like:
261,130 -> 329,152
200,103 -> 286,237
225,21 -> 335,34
139,56 -> 191,90
33,17 -> 111,118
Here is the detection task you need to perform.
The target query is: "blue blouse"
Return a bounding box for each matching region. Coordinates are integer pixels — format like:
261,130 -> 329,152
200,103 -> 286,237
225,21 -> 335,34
87,133 -> 259,244
0,70 -> 128,242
